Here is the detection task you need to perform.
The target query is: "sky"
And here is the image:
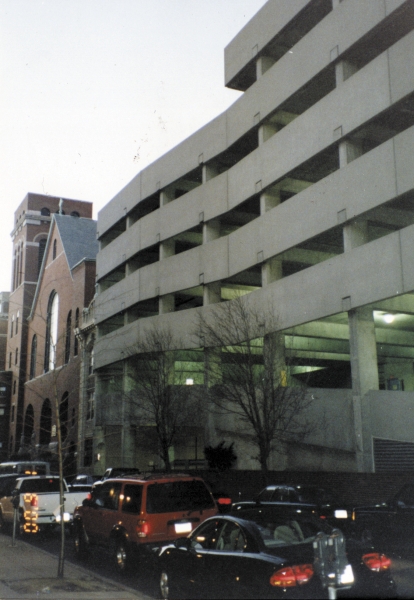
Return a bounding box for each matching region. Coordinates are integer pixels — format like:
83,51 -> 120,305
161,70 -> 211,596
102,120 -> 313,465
0,0 -> 268,293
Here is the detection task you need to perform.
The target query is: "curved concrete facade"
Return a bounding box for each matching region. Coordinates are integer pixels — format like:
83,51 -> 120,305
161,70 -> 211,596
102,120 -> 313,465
94,0 -> 414,472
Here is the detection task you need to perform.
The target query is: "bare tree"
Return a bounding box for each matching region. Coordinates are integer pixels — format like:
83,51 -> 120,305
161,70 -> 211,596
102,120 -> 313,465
20,294 -> 79,579
122,324 -> 203,472
197,296 -> 314,475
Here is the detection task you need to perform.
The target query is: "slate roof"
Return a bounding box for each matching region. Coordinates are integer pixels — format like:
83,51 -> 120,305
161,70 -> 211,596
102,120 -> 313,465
54,214 -> 99,269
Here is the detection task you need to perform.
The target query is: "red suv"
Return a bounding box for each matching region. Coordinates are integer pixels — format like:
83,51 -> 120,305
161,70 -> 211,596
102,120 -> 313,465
73,473 -> 217,573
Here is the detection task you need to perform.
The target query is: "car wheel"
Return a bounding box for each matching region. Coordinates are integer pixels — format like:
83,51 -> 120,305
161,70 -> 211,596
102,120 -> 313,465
73,523 -> 89,559
160,570 -> 180,600
112,537 -> 130,574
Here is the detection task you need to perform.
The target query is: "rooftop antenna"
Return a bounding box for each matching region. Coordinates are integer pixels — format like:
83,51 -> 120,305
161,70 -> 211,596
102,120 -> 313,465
58,198 -> 63,214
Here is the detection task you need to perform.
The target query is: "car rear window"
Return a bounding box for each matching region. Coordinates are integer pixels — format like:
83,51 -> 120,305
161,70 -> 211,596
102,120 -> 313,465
146,480 -> 215,513
122,484 -> 143,514
19,478 -> 60,493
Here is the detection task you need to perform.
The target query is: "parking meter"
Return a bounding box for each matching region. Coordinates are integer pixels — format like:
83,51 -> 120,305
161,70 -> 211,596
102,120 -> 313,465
313,529 -> 353,599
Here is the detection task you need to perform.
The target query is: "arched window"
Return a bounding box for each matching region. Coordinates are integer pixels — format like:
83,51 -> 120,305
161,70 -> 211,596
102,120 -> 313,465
10,315 -> 14,338
44,291 -> 59,372
53,239 -> 57,260
60,392 -> 69,440
74,308 -> 80,356
15,348 -> 18,365
41,207 -> 50,216
12,248 -> 17,291
65,310 -> 72,364
18,242 -> 23,286
38,238 -> 47,275
15,246 -> 20,290
15,311 -> 19,335
23,404 -> 34,445
29,335 -> 37,380
39,399 -> 52,445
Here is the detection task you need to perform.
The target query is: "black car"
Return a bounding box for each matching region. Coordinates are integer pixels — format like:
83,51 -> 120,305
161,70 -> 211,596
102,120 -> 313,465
158,506 -> 396,599
235,484 -> 351,523
353,480 -> 414,549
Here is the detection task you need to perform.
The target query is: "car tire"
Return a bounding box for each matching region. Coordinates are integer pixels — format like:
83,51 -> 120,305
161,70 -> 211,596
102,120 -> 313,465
112,536 -> 130,574
73,523 -> 89,559
160,570 -> 180,600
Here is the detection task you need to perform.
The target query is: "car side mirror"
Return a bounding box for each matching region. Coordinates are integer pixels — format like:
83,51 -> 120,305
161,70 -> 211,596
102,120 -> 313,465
175,537 -> 192,551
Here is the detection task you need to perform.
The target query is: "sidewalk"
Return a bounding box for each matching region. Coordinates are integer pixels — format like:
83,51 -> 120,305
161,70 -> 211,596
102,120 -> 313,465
0,533 -> 150,599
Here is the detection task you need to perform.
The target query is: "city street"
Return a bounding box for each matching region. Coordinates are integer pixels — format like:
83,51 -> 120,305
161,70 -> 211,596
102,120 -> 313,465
4,527 -> 414,599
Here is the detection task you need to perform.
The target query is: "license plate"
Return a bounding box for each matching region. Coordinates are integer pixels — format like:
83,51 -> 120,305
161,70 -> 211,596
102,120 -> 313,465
175,522 -> 192,534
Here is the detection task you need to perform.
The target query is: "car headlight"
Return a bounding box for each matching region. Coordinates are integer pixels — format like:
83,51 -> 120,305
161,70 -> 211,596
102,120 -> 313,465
55,512 -> 71,522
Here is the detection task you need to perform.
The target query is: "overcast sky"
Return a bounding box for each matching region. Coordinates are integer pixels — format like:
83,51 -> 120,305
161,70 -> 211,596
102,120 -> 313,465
0,0 -> 268,292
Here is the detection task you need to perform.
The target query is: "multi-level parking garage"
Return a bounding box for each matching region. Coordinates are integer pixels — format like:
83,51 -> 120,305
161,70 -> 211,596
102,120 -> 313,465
93,0 -> 414,473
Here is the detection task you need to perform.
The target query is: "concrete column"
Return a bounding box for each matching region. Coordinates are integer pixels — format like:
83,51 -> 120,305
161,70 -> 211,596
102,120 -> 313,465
258,123 -> 278,145
343,219 -> 368,252
262,257 -> 282,286
202,163 -> 219,183
335,60 -> 358,85
203,220 -> 221,243
339,139 -> 363,168
159,294 -> 174,314
256,55 -> 275,79
340,137 -> 366,253
348,306 -> 379,471
260,191 -> 280,214
204,347 -> 222,387
160,190 -> 173,206
349,307 -> 379,398
203,282 -> 221,306
160,238 -> 175,260
264,332 -> 287,386
122,426 -> 136,467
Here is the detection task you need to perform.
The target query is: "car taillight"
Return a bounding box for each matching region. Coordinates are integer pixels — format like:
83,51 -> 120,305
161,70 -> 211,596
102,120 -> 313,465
217,497 -> 232,505
362,553 -> 391,572
136,520 -> 150,538
30,496 -> 38,507
270,564 -> 314,587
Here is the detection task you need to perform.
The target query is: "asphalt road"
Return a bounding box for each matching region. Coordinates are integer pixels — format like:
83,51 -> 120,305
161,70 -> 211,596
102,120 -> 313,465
5,527 -> 414,599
